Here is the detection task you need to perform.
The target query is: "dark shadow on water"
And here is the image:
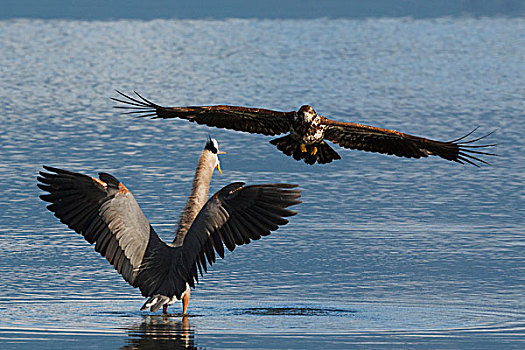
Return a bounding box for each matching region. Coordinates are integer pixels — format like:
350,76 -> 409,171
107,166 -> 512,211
121,315 -> 197,350
236,307 -> 356,316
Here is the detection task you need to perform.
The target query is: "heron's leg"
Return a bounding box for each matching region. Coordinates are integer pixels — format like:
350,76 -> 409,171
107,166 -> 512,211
301,144 -> 307,153
163,304 -> 168,314
310,146 -> 318,155
182,289 -> 191,315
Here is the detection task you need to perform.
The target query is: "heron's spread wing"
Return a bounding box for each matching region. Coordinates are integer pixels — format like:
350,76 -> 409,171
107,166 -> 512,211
176,183 -> 301,288
112,90 -> 294,136
322,118 -> 496,166
37,166 -> 186,298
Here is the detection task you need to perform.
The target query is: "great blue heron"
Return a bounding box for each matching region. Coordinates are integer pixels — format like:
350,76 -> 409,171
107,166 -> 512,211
112,91 -> 495,166
37,139 -> 301,314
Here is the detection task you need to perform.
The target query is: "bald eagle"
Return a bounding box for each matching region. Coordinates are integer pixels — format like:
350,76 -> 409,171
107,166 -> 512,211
112,91 -> 495,166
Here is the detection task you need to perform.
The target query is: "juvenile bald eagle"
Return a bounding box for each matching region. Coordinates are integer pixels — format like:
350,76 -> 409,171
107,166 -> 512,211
112,91 -> 495,166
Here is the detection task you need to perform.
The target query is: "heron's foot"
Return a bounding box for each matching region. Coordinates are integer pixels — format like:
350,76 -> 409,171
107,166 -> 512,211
310,146 -> 318,155
301,144 -> 307,153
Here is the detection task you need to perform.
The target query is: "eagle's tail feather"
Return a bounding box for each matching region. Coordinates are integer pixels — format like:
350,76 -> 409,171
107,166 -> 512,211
270,136 -> 341,165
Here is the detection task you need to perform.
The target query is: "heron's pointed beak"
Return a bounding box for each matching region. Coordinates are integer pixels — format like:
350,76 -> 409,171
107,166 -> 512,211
216,151 -> 225,174
216,161 -> 223,174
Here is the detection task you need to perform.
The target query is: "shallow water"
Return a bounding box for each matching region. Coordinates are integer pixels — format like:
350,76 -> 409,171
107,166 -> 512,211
0,18 -> 524,349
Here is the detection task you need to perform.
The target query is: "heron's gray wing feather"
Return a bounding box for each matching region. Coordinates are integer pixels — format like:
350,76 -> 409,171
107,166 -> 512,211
177,183 -> 301,288
37,166 -> 185,297
112,91 -> 294,136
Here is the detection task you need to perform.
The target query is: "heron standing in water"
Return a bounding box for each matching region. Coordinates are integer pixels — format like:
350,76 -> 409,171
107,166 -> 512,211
38,139 -> 301,314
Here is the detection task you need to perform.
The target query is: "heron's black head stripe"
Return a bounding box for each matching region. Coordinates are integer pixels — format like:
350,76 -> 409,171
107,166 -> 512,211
205,138 -> 219,153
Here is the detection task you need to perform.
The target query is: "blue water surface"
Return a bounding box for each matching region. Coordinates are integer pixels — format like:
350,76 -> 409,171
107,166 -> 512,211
0,17 -> 524,349
2,0 -> 525,19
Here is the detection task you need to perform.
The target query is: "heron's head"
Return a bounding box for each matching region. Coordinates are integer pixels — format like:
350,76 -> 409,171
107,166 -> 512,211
297,105 -> 317,122
205,137 -> 226,174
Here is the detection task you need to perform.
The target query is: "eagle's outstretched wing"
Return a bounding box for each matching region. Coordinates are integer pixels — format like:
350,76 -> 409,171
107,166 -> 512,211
321,118 -> 496,166
112,90 -> 294,136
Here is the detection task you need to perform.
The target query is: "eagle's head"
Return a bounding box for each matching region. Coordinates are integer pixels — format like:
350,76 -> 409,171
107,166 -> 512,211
297,105 -> 317,122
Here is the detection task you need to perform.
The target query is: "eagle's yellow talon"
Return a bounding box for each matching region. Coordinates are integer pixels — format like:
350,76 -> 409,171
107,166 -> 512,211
311,146 -> 318,155
301,144 -> 307,153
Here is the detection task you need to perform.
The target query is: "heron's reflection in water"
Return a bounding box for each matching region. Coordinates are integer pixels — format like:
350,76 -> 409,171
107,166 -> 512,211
122,315 -> 197,350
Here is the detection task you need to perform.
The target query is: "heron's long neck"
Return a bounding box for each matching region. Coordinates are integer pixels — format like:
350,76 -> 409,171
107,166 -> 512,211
174,150 -> 215,245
